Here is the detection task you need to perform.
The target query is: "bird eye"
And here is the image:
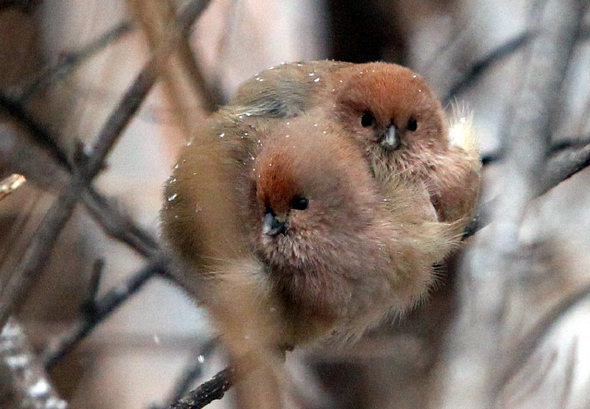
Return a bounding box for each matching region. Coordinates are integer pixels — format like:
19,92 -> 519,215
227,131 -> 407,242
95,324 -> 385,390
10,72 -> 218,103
292,197 -> 309,210
361,112 -> 374,127
407,118 -> 418,131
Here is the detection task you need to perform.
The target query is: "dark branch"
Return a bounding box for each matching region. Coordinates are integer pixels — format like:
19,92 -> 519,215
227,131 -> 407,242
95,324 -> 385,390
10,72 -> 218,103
0,0 -> 37,12
0,92 -> 72,171
169,367 -> 234,409
0,0 -> 176,330
443,32 -> 533,103
83,188 -> 159,257
465,139 -> 590,238
37,0 -> 216,368
43,257 -> 169,369
162,339 -> 218,408
20,21 -> 134,103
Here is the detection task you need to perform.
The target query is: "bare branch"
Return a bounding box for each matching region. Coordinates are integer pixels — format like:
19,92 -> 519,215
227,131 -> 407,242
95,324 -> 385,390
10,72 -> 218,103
465,138 -> 590,238
168,367 -> 234,409
540,140 -> 590,194
499,282 -> 590,389
19,21 -> 134,103
161,339 -> 218,408
443,32 -> 533,104
0,92 -> 73,171
1,318 -> 68,409
440,0 -> 588,408
42,256 -> 169,369
0,0 -> 212,265
0,0 -> 173,328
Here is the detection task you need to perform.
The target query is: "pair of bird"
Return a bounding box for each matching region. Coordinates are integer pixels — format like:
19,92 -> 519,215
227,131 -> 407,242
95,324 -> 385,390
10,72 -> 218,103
161,61 -> 480,348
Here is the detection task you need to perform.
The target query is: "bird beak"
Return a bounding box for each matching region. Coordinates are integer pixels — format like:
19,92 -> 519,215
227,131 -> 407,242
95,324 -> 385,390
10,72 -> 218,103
380,124 -> 400,150
263,212 -> 286,236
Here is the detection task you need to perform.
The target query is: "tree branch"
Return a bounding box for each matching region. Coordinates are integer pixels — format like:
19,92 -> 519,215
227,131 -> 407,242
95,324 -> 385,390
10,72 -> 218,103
19,21 -> 134,103
1,318 -> 68,409
169,367 -> 234,409
440,0 -> 588,407
42,256 -> 169,369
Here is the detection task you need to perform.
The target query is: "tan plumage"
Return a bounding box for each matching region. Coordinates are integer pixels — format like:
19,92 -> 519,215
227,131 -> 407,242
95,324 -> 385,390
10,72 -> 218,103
231,61 -> 480,233
161,60 -> 480,347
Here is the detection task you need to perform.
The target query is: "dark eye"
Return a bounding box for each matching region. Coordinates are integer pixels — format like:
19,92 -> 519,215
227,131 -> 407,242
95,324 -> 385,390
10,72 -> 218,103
292,197 -> 309,210
361,112 -> 374,127
407,118 -> 418,131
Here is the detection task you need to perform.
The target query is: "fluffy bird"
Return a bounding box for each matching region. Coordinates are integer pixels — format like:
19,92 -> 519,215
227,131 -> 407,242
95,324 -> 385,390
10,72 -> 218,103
163,114 -> 455,346
161,60 -> 480,347
230,61 -> 480,233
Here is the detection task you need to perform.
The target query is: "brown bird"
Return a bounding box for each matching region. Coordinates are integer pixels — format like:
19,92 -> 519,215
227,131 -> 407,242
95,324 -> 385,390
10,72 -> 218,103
163,117 -> 457,347
250,117 -> 456,345
161,60 -> 480,347
230,61 -> 480,234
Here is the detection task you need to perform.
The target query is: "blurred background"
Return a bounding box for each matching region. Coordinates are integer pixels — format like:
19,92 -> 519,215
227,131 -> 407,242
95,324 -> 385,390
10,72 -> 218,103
1,0 -> 590,408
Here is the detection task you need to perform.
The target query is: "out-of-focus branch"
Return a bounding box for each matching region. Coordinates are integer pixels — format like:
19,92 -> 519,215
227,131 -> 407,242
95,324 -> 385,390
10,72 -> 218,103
0,0 -> 37,12
0,174 -> 26,201
0,92 -> 73,171
440,1 -> 588,408
29,0 -> 215,368
82,188 -> 159,258
0,0 -> 191,328
131,2 -> 284,409
539,140 -> 590,194
0,96 -> 159,257
1,318 -> 68,409
443,32 -> 533,104
499,281 -> 590,389
43,256 -> 169,369
465,138 -> 590,237
19,21 -> 134,103
129,0 -> 218,123
0,61 -> 153,327
0,0 -> 212,261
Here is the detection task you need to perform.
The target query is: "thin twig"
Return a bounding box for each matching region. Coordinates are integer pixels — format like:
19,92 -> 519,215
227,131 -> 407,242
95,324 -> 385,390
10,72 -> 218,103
0,89 -> 159,258
83,184 -> 159,258
35,0 -> 215,366
169,367 -> 234,409
162,339 -> 218,408
43,256 -> 169,369
0,1 -> 210,261
443,32 -> 533,104
0,91 -> 72,171
465,138 -> 590,238
0,0 -> 181,329
81,258 -> 105,315
0,167 -> 95,330
20,21 -> 135,103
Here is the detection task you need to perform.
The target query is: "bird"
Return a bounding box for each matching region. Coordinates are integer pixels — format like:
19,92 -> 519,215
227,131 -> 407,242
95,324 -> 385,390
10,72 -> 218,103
161,60 -> 480,347
249,116 -> 457,345
229,61 -> 480,234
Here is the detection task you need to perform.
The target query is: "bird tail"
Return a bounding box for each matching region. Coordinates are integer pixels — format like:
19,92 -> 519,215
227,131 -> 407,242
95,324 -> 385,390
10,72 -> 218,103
448,103 -> 480,168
